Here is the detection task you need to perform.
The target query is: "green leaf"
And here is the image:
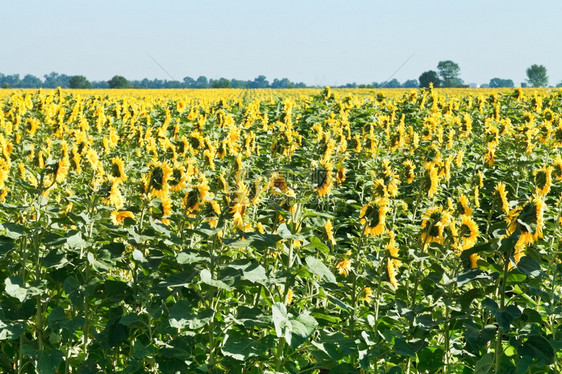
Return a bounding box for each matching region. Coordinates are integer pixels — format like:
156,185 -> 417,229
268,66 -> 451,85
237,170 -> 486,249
0,223 -> 25,239
286,312 -> 317,349
516,256 -> 541,277
221,330 -> 275,360
5,277 -> 27,302
176,250 -> 209,265
305,237 -> 330,254
66,231 -> 85,249
394,338 -> 415,357
36,349 -> 63,374
233,306 -> 271,327
159,269 -> 196,288
272,302 -> 289,338
169,300 -> 214,330
240,262 -> 268,285
0,236 -> 15,256
475,353 -> 494,374
417,347 -> 445,372
200,269 -> 231,290
0,319 -> 25,340
305,256 -> 336,283
516,355 -> 533,374
517,335 -> 554,365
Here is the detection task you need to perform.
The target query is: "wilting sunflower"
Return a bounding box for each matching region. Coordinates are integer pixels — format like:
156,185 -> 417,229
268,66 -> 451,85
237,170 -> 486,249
421,206 -> 451,246
359,198 -> 389,236
270,172 -> 294,197
54,153 -> 70,184
386,231 -> 400,287
534,166 -> 552,196
495,182 -> 510,214
230,180 -> 250,230
110,157 -> 127,185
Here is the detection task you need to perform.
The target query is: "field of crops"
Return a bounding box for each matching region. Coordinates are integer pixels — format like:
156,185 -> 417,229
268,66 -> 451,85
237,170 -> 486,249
0,86 -> 561,373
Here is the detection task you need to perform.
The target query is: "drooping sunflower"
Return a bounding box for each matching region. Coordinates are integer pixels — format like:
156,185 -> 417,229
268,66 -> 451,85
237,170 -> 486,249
183,177 -> 210,217
230,180 -> 250,230
54,153 -> 70,184
359,198 -> 389,236
335,164 -> 346,184
553,123 -> 562,147
168,164 -> 187,192
533,166 -> 552,196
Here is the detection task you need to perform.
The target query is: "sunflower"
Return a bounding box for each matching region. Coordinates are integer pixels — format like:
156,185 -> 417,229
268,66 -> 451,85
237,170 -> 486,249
363,287 -> 373,302
506,196 -> 545,266
183,177 -> 210,217
402,160 -> 416,184
335,164 -> 346,184
168,164 -> 187,192
105,182 -> 124,209
336,258 -> 351,277
456,195 -> 473,216
324,220 -> 336,246
554,123 -> 562,147
457,215 -> 479,250
359,198 -> 389,236
230,180 -> 250,230
111,210 -> 134,225
552,155 -> 562,180
145,161 -> 172,199
54,153 -> 70,184
495,182 -> 510,214
110,157 -> 127,185
373,178 -> 388,198
423,163 -> 439,198
421,206 -> 451,246
316,161 -> 333,197
534,166 -> 552,196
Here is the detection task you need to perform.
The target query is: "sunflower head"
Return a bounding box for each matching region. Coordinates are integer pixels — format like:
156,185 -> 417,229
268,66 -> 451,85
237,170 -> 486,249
534,166 -> 552,196
360,198 -> 389,236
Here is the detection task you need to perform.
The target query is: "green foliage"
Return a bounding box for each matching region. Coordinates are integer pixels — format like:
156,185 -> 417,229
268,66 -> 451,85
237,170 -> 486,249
419,70 -> 440,88
108,75 -> 130,88
526,64 -> 548,87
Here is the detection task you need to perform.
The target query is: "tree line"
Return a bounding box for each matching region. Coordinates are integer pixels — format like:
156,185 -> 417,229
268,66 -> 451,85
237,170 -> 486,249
1,63 -> 560,89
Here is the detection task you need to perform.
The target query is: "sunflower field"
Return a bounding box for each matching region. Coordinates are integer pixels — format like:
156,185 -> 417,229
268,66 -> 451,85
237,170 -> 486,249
0,86 -> 561,373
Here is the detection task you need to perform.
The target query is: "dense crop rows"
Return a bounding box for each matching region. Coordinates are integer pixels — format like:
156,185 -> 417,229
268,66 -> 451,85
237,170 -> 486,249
0,87 -> 560,373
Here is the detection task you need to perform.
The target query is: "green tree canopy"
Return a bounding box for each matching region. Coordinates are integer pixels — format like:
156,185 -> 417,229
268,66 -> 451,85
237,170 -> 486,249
526,64 -> 548,87
419,70 -> 440,88
108,75 -> 130,89
437,60 -> 462,87
489,78 -> 514,88
69,75 -> 91,89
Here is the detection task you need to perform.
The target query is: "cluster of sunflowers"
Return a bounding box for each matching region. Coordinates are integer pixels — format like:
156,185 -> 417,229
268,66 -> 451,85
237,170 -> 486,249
0,85 -> 560,373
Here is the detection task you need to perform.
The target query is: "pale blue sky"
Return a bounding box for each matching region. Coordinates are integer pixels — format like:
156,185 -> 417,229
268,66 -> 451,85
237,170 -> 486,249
1,0 -> 561,86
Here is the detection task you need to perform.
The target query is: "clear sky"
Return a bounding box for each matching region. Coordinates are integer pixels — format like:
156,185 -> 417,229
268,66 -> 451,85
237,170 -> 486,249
2,0 -> 561,86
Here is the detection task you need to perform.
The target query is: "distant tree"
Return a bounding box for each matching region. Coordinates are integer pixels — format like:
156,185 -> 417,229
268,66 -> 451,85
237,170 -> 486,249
557,82 -> 562,88
382,79 -> 401,88
212,78 -> 231,88
249,75 -> 270,88
419,70 -> 441,88
526,64 -> 548,87
402,79 -> 419,88
108,75 -> 130,88
230,79 -> 247,89
182,76 -> 195,88
520,82 -> 528,88
194,76 -> 209,89
69,75 -> 91,89
43,72 -> 71,88
20,74 -> 43,88
437,60 -> 462,87
2,83 -> 9,89
489,78 -> 514,88
480,84 -> 490,88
